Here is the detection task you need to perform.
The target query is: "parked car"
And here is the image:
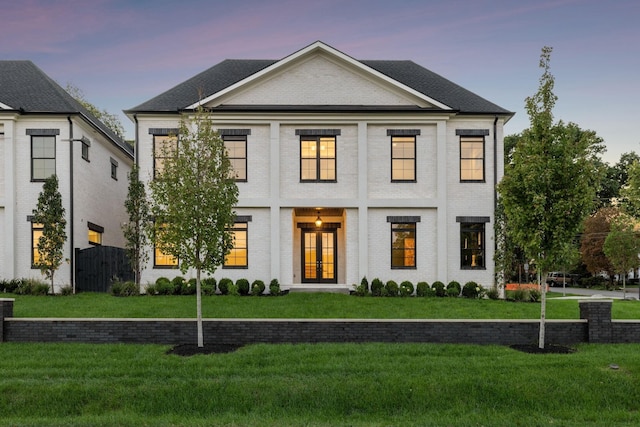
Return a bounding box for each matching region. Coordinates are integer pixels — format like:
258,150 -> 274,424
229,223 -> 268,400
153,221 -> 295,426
546,272 -> 575,287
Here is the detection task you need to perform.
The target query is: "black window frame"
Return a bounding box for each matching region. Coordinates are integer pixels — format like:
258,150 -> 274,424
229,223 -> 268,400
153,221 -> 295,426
459,135 -> 485,182
153,223 -> 178,269
110,158 -> 118,180
153,134 -> 178,179
223,135 -> 248,182
87,222 -> 104,246
223,222 -> 249,269
390,222 -> 417,269
300,135 -> 337,182
31,221 -> 44,268
390,135 -> 417,182
31,135 -> 56,181
460,222 -> 486,269
81,139 -> 90,162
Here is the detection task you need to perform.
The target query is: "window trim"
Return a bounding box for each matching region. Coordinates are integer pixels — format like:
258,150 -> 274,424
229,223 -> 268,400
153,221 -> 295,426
390,135 -> 417,182
299,135 -> 337,183
81,139 -> 90,162
110,158 -> 118,180
390,222 -> 417,269
459,221 -> 487,270
223,222 -> 249,269
87,222 -> 104,246
30,135 -> 56,182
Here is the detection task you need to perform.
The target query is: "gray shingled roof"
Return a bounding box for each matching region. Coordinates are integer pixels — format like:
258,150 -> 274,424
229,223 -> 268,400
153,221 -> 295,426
0,60 -> 132,156
127,57 -> 512,116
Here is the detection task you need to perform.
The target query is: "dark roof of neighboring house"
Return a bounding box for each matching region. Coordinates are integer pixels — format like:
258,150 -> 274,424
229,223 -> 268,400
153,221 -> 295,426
127,57 -> 513,116
0,60 -> 133,157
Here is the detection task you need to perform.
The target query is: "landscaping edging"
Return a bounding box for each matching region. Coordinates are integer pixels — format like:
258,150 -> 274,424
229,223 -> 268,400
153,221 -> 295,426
2,299 -> 638,346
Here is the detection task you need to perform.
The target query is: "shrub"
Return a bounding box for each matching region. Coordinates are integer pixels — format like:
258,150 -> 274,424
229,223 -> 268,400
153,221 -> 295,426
447,281 -> 461,297
269,279 -> 280,295
154,277 -> 174,295
226,282 -> 239,296
218,278 -> 233,295
202,278 -> 217,296
432,281 -> 446,297
171,276 -> 186,295
371,278 -> 384,296
416,281 -> 431,297
4,279 -> 21,293
353,276 -> 369,296
399,281 -> 414,297
251,280 -> 266,296
511,288 -> 530,302
236,278 -> 250,296
179,278 -> 196,295
486,288 -> 500,300
462,281 -> 483,299
31,283 -> 51,296
111,281 -> 139,297
145,283 -> 158,295
385,280 -> 399,297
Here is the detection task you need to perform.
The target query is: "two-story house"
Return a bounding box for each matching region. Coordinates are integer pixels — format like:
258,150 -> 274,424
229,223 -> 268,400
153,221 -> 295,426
126,41 -> 513,292
0,61 -> 134,292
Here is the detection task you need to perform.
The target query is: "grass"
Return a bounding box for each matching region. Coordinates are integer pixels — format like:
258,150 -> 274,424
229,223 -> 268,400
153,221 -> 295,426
5,291 -> 640,319
1,342 -> 639,426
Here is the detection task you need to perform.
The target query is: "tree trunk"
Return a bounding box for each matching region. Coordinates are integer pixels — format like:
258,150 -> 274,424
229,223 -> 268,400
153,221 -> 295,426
538,270 -> 546,349
196,268 -> 203,348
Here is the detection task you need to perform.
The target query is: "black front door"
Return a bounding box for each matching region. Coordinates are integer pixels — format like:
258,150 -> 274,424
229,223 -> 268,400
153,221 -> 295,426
302,229 -> 337,283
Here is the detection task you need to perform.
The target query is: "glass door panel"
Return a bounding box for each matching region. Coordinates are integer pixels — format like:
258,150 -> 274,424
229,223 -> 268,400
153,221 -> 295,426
302,229 -> 337,283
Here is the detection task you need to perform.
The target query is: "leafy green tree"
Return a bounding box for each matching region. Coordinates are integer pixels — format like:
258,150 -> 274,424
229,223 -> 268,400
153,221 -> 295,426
65,83 -> 126,140
603,214 -> 640,299
122,164 -> 150,287
497,47 -> 604,348
580,207 -> 619,282
620,160 -> 640,218
32,175 -> 67,294
148,108 -> 239,347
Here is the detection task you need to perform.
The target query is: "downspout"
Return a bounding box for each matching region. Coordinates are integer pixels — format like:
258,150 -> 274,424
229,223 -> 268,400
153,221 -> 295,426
67,116 -> 75,293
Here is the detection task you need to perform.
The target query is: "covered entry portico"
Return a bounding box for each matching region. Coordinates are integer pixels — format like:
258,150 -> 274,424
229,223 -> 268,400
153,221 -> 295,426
290,208 -> 347,291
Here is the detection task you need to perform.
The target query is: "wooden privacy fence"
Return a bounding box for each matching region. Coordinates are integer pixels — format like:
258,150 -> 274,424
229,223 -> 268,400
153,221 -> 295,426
75,246 -> 134,292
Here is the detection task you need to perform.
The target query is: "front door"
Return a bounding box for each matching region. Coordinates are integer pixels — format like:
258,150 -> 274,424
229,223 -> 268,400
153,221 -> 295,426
302,229 -> 337,283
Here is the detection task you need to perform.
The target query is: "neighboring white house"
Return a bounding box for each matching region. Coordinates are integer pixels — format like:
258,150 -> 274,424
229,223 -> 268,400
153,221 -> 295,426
126,41 -> 514,291
0,61 -> 134,292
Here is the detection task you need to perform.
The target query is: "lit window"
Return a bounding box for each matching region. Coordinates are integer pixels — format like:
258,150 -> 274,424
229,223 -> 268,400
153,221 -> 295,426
153,135 -> 178,178
224,136 -> 247,181
32,222 -> 44,267
300,136 -> 336,182
461,223 -> 485,269
460,136 -> 485,181
31,136 -> 56,181
88,222 -> 103,246
391,223 -> 416,269
154,224 -> 178,268
224,222 -> 248,268
391,136 -> 416,181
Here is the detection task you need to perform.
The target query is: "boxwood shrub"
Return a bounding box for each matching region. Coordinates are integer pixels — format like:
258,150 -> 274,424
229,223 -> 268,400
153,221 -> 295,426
269,278 -> 280,295
446,281 -> 461,297
201,278 -> 217,295
385,280 -> 399,297
416,281 -> 430,297
399,281 -> 414,297
218,278 -> 233,295
371,278 -> 384,296
432,281 -> 446,297
462,281 -> 482,299
251,279 -> 266,295
236,278 -> 250,296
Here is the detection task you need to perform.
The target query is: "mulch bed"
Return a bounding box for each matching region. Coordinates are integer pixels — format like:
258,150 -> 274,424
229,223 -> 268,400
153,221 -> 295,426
167,343 -> 244,356
510,344 -> 576,354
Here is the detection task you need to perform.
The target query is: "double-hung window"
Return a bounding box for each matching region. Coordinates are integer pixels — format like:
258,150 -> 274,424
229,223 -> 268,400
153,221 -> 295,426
223,136 -> 247,182
153,134 -> 178,179
459,134 -> 486,182
31,135 -> 56,181
224,222 -> 248,268
388,218 -> 419,269
300,136 -> 336,182
391,135 -> 416,181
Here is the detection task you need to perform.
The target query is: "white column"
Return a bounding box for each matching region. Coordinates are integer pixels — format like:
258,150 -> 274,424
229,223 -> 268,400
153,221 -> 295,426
269,122 -> 281,281
2,119 -> 16,279
436,120 -> 448,282
357,121 -> 368,281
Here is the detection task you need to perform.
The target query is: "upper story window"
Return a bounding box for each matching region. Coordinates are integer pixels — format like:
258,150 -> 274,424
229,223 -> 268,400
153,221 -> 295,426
391,136 -> 416,182
300,136 -> 336,182
81,139 -> 90,162
223,136 -> 247,182
31,135 -> 56,181
153,134 -> 178,178
110,158 -> 118,180
458,131 -> 487,182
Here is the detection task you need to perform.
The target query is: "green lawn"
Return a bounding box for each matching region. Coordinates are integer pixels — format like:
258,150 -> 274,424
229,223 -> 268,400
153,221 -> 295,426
5,291 -> 640,319
1,342 -> 639,426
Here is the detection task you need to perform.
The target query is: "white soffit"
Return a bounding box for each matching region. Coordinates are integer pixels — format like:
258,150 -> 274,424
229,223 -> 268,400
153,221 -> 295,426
187,41 -> 453,111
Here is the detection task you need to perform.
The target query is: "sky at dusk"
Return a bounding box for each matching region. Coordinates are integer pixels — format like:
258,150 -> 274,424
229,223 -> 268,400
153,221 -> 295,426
3,0 -> 639,164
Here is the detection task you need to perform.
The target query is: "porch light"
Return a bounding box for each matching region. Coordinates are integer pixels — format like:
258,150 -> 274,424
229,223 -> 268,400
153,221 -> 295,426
315,210 -> 323,227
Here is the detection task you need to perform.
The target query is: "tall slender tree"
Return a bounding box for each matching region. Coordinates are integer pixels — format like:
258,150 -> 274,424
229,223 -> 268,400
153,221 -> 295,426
497,47 -> 604,348
122,164 -> 150,287
149,107 -> 238,347
32,175 -> 67,294
603,214 -> 640,299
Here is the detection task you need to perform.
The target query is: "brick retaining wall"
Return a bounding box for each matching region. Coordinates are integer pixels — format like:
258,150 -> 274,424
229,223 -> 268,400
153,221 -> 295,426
1,299 -> 638,346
